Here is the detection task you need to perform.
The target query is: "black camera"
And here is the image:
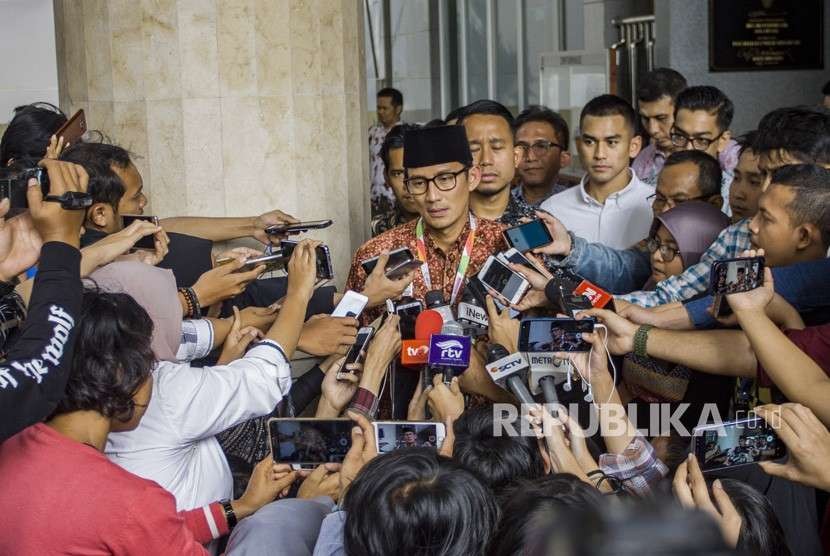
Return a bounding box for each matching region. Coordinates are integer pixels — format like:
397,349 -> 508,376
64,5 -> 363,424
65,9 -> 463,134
0,166 -> 92,216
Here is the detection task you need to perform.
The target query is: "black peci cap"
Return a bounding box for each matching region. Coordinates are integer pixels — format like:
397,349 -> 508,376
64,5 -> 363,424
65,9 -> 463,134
403,125 -> 473,169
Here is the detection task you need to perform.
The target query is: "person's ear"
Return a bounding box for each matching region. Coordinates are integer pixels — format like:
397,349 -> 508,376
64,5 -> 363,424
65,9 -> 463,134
628,134 -> 643,159
467,165 -> 481,192
559,150 -> 572,168
512,145 -> 522,169
717,130 -> 732,154
796,223 -> 821,251
86,202 -> 114,230
708,194 -> 724,211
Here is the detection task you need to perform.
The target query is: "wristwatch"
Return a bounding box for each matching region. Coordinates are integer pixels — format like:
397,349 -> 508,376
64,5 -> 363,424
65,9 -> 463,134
633,324 -> 654,358
219,499 -> 238,529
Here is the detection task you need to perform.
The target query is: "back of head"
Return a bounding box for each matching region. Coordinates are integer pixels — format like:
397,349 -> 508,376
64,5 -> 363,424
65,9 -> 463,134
55,289 -> 155,421
0,102 -> 67,166
636,68 -> 688,104
377,86 -> 403,107
755,106 -> 830,165
674,86 -> 734,131
453,405 -> 546,493
716,479 -> 791,556
771,164 -> 830,249
579,94 -> 637,135
457,99 -> 514,128
490,474 -> 604,556
515,105 -> 570,146
662,149 -> 722,199
60,141 -> 132,207
380,123 -> 421,168
342,448 -> 498,556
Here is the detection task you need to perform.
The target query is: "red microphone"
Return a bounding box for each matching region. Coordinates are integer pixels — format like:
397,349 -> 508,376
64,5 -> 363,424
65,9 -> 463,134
402,310 -> 444,367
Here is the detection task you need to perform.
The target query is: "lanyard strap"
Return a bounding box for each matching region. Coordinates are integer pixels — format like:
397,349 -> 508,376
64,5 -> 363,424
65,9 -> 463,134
415,213 -> 477,305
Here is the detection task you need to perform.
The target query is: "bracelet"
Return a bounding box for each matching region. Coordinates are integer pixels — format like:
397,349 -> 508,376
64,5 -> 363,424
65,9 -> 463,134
178,288 -> 193,317
219,499 -> 238,529
178,287 -> 202,319
633,324 -> 654,358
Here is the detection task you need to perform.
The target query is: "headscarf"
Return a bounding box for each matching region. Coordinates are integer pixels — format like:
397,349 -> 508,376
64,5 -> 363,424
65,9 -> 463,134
88,261 -> 180,362
652,201 -> 731,269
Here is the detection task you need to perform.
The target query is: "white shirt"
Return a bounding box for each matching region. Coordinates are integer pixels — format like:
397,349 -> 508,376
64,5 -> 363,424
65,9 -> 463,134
105,340 -> 292,512
540,168 -> 654,249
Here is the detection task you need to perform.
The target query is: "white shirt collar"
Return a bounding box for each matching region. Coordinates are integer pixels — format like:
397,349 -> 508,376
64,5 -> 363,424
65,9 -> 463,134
577,168 -> 642,206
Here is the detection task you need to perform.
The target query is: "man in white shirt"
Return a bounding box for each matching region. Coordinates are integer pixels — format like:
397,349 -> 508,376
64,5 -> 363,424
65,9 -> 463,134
541,94 -> 652,249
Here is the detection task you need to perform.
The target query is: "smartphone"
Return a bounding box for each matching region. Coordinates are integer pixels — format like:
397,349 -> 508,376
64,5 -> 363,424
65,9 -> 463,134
395,299 -> 423,340
361,247 -> 417,276
268,418 -> 353,468
386,258 -> 422,279
265,219 -> 333,235
332,290 -> 369,318
337,326 -> 374,379
710,257 -> 765,296
503,219 -> 554,252
477,255 -> 531,306
559,292 -> 595,318
121,214 -> 160,250
518,317 -> 595,352
280,239 -> 335,280
373,421 -> 446,453
54,109 -> 87,145
216,253 -> 287,273
693,416 -> 786,472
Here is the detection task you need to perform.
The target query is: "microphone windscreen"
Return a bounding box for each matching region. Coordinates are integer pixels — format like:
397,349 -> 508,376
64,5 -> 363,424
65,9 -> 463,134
415,309 -> 444,340
486,343 -> 510,364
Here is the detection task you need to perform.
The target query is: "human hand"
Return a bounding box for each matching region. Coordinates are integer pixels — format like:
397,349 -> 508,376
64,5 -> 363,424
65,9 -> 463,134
363,314 -> 402,373
318,356 -> 359,416
253,209 -> 300,245
339,411 -> 378,496
755,404 -> 830,491
427,374 -> 465,425
192,259 -> 266,308
485,295 -> 520,353
0,206 -> 41,282
44,134 -> 69,160
217,306 -> 263,365
238,304 -> 280,333
285,239 -> 320,300
527,405 -> 592,483
297,463 -> 342,501
552,325 -> 611,389
530,210 -> 572,257
29,159 -> 89,246
509,254 -> 552,312
361,252 -> 416,308
673,454 -> 742,548
580,308 -> 638,355
215,247 -> 265,264
407,373 -> 432,421
298,315 -> 359,356
132,228 -> 170,266
614,299 -> 659,327
80,219 -> 165,273
232,457 -> 298,519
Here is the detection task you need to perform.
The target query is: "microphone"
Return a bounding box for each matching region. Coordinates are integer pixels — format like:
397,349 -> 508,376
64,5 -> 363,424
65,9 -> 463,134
485,344 -> 534,405
402,310 -> 443,368
425,290 -> 454,326
527,353 -> 566,405
427,320 -> 472,385
456,287 -> 489,336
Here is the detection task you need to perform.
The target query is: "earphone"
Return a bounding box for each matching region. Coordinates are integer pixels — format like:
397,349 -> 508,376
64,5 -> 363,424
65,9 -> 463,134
567,323 -> 616,406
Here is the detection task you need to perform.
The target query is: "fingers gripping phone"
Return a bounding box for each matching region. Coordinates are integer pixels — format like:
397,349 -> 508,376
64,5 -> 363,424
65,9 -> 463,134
265,219 -> 333,235
710,256 -> 765,317
121,214 -> 160,250
692,416 -> 786,472
280,239 -> 335,280
503,219 -> 554,252
336,326 -> 374,380
477,255 -> 531,306
361,247 -> 422,278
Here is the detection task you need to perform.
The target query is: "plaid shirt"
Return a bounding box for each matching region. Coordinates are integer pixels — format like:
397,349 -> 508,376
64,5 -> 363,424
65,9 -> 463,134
618,218 -> 752,307
599,435 -> 668,497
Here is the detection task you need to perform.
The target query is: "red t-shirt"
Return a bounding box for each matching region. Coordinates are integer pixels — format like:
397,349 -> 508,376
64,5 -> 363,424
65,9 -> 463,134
0,423 -> 215,555
757,323 -> 830,388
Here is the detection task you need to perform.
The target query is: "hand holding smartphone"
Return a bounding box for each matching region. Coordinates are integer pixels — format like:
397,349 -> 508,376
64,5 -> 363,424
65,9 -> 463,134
121,214 -> 160,250
692,415 -> 786,472
710,256 -> 765,317
266,219 -> 333,235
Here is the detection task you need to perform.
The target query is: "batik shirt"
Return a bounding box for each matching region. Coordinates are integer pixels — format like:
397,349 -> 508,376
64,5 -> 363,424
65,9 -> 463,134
368,122 -> 398,218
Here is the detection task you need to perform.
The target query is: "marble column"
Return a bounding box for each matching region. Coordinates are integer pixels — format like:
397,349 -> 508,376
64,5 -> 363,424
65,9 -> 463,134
52,0 -> 370,283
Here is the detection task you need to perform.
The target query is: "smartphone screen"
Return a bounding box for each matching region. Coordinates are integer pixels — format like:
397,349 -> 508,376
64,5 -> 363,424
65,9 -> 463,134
361,247 -> 415,276
479,257 -> 527,303
504,219 -> 554,252
693,416 -> 786,471
374,421 -> 446,453
395,300 -> 423,340
121,214 -> 159,250
281,240 -> 334,279
710,257 -> 764,295
342,328 -> 374,368
268,418 -> 353,465
519,318 -> 594,352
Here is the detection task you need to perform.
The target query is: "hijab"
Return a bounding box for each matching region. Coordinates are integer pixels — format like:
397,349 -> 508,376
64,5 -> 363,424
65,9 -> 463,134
652,201 -> 731,269
88,261 -> 181,362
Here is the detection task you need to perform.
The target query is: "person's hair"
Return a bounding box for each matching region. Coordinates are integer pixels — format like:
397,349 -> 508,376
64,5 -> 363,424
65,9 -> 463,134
457,99 -> 514,128
489,474 -> 604,556
771,164 -> 830,249
823,80 -> 830,96
716,479 -> 791,556
453,405 -> 546,494
737,130 -> 758,157
444,106 -> 465,124
636,68 -> 688,104
0,102 -> 68,167
60,141 -> 132,209
380,123 -> 420,168
342,448 -> 499,556
662,150 -> 722,198
579,94 -> 638,134
377,87 -> 403,107
755,106 -> 830,165
54,289 -> 155,421
674,86 -> 734,132
514,105 -> 570,146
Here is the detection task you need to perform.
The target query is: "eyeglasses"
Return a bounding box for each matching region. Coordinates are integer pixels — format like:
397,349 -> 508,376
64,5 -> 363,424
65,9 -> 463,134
404,167 -> 468,195
646,237 -> 680,262
670,128 -> 725,150
516,140 -> 566,158
647,192 -> 706,211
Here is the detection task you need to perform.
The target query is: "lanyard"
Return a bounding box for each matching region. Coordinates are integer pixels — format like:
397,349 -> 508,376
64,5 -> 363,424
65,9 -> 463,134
414,213 -> 477,305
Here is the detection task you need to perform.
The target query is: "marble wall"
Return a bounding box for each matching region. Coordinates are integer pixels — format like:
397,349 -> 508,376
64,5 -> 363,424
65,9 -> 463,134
52,0 -> 370,283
